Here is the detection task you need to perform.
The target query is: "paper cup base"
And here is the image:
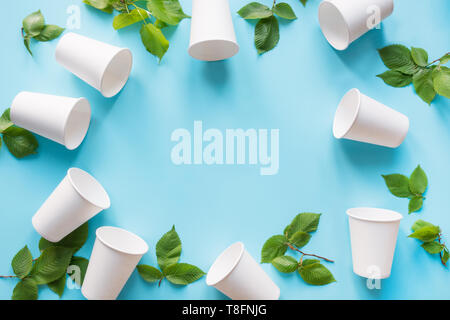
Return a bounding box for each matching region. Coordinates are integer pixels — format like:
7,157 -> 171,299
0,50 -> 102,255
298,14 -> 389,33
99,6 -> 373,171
189,40 -> 239,61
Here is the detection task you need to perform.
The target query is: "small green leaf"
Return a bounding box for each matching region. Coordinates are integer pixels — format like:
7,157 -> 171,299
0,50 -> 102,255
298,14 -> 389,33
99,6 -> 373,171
2,127 -> 38,158
24,37 -> 33,56
39,222 -> 88,253
300,0 -> 308,6
377,70 -> 412,87
298,260 -> 336,286
113,8 -> 149,30
442,247 -> 449,265
381,174 -> 412,198
440,53 -> 450,65
409,226 -> 441,242
164,263 -> 205,285
411,219 -> 436,232
254,16 -> 279,55
273,3 -> 297,20
432,66 -> 450,99
23,10 -> 45,37
413,68 -> 436,104
68,256 -> 89,286
12,278 -> 38,300
140,23 -> 169,61
11,246 -> 33,279
409,165 -> 428,195
408,196 -> 423,214
34,25 -> 65,41
47,274 -> 66,298
147,0 -> 190,26
238,2 -> 272,19
0,109 -> 13,134
377,45 -> 415,70
421,241 -> 444,254
30,247 -> 73,285
83,0 -> 114,13
271,255 -> 298,273
284,213 -> 321,237
288,231 -> 311,248
411,47 -> 428,67
261,235 -> 288,263
156,226 -> 182,271
137,265 -> 164,283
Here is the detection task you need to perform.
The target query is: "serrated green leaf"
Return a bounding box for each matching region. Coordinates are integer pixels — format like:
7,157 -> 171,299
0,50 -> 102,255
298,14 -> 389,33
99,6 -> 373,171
382,174 -> 412,198
411,219 -> 436,232
409,165 -> 428,195
409,226 -> 440,242
237,2 -> 272,19
261,235 -> 288,263
12,278 -> 38,300
298,260 -> 336,286
140,23 -> 169,61
254,16 -> 279,54
421,241 -> 444,254
23,10 -> 45,37
413,68 -> 436,104
164,263 -> 205,285
411,47 -> 428,67
83,0 -> 114,13
137,265 -> 164,283
39,222 -> 88,253
68,256 -> 89,286
271,255 -> 298,273
0,109 -> 13,134
442,247 -> 449,264
408,196 -> 423,214
284,213 -> 321,237
273,3 -> 297,20
34,25 -> 65,41
147,0 -> 190,26
156,226 -> 182,271
2,127 -> 38,158
30,247 -> 73,285
432,66 -> 450,99
289,231 -> 311,248
377,70 -> 412,87
377,44 -> 415,70
11,246 -> 33,279
23,37 -> 33,56
113,8 -> 149,30
47,274 -> 66,298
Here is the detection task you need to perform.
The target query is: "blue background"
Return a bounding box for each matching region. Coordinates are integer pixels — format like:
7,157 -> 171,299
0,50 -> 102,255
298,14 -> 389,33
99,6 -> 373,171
0,0 -> 449,300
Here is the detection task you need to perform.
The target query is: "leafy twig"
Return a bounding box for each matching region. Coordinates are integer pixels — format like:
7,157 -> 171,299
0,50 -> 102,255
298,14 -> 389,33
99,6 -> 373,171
286,243 -> 334,263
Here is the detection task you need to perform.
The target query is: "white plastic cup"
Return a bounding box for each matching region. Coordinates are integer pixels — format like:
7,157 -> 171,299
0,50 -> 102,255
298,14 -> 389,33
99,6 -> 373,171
206,242 -> 280,300
347,207 -> 402,279
318,0 -> 394,50
10,92 -> 91,150
189,0 -> 239,61
333,88 -> 409,148
82,226 -> 149,300
32,168 -> 110,242
55,32 -> 133,97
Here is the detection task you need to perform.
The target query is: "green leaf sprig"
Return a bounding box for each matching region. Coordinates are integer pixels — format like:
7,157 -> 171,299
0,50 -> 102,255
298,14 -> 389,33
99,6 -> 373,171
409,220 -> 449,267
377,44 -> 450,104
83,0 -> 189,62
0,223 -> 90,300
261,213 -> 336,286
137,226 -> 205,286
238,0 -> 299,54
22,10 -> 65,55
382,165 -> 428,214
0,108 -> 38,159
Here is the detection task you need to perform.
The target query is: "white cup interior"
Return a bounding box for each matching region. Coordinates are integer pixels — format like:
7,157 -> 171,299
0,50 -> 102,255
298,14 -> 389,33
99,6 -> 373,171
100,49 -> 133,98
189,40 -> 239,61
64,98 -> 91,150
318,1 -> 350,50
206,242 -> 244,285
96,226 -> 149,255
333,88 -> 361,139
68,168 -> 111,210
347,207 -> 403,223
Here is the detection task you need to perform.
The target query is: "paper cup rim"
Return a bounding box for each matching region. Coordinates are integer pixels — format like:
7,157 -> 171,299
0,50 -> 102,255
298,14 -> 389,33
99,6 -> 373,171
63,97 -> 91,150
188,39 -> 240,61
333,88 -> 361,139
100,48 -> 133,98
347,207 -> 403,223
318,0 -> 351,50
67,168 -> 111,210
96,226 -> 149,256
206,242 -> 245,286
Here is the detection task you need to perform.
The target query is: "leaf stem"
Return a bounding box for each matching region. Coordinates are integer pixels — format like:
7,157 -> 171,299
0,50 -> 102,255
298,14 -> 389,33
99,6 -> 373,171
286,243 -> 334,263
0,275 -> 17,279
427,52 -> 450,67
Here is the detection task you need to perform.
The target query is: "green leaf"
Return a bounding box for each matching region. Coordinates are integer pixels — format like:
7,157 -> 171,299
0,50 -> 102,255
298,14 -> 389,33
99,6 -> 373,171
261,235 -> 288,263
377,44 -> 415,70
83,0 -> 114,13
113,8 -> 149,30
68,256 -> 89,286
140,23 -> 169,61
30,247 -> 73,285
421,241 -> 444,254
284,213 -> 321,237
164,263 -> 205,285
408,196 -> 423,214
137,265 -> 164,283
47,274 -> 66,298
24,37 -> 33,56
237,2 -> 272,19
2,127 -> 38,158
111,0 -> 134,12
413,68 -> 436,104
254,16 -> 279,55
288,231 -> 311,248
147,0 -> 190,26
39,222 -> 88,253
377,70 -> 412,87
34,25 -> 65,41
12,278 -> 38,300
408,226 -> 441,242
432,66 -> 450,99
411,47 -> 428,67
442,247 -> 449,265
411,219 -> 436,232
11,246 -> 33,279
298,260 -> 336,286
271,255 -> 298,273
0,108 -> 13,134
23,10 -> 45,37
409,165 -> 428,195
156,226 -> 182,271
381,174 -> 412,198
440,53 -> 450,65
299,0 -> 308,6
273,3 -> 297,20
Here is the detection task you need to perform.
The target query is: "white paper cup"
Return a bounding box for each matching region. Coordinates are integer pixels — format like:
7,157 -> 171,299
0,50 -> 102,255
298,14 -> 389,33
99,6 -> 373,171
333,88 -> 409,148
55,32 -> 132,97
206,242 -> 280,300
10,92 -> 91,150
82,226 -> 149,300
347,207 -> 402,279
318,0 -> 394,50
189,0 -> 239,61
32,168 -> 110,242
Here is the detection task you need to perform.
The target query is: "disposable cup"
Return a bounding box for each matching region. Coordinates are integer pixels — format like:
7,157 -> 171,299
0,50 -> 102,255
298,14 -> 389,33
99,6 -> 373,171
318,0 -> 394,50
32,168 -> 110,242
81,226 -> 149,300
347,207 -> 402,279
189,0 -> 239,61
10,91 -> 91,150
206,242 -> 280,300
55,32 -> 133,97
332,88 -> 409,148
